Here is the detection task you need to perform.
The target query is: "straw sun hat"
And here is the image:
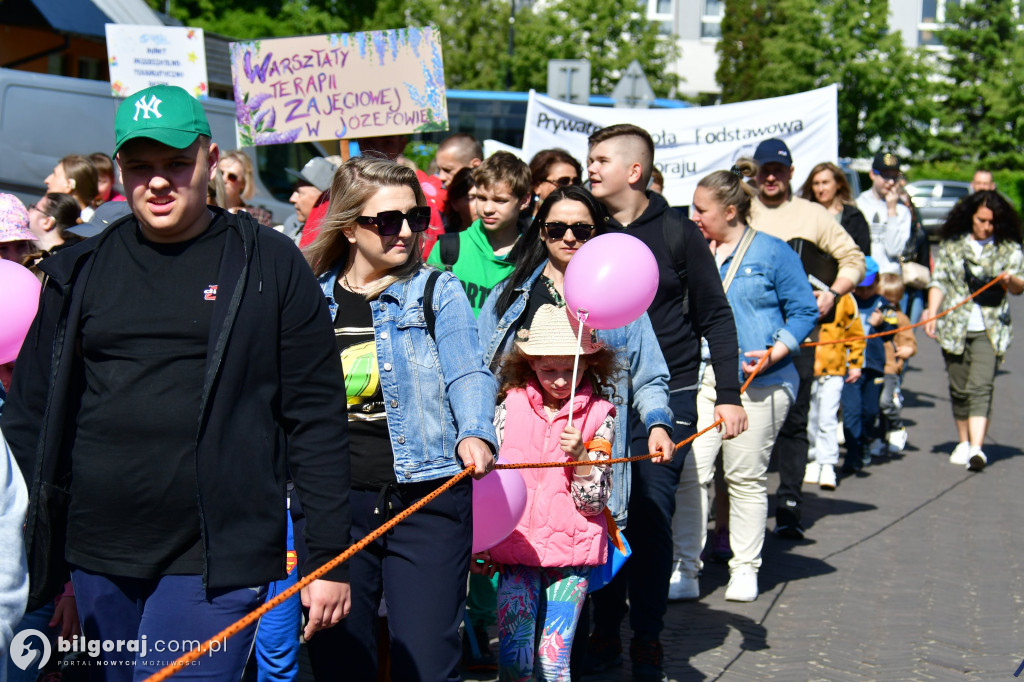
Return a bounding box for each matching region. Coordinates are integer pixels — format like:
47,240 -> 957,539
514,304 -> 603,356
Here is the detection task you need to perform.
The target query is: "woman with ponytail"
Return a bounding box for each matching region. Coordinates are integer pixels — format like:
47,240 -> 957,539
671,161 -> 818,603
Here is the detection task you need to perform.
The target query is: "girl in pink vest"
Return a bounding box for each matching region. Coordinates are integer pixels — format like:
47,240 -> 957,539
483,303 -> 619,681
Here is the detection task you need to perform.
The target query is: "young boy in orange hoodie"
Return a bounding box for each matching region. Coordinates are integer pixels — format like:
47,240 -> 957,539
805,292 -> 865,490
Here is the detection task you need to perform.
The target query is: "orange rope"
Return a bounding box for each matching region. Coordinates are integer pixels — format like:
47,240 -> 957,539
143,469 -> 474,682
800,275 -> 1003,348
147,279 -> 996,681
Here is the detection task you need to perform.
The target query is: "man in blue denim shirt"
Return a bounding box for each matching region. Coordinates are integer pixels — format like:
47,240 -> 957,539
585,124 -> 748,682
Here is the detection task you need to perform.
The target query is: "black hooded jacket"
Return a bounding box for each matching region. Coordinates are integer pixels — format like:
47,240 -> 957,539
603,192 -> 741,405
2,208 -> 352,592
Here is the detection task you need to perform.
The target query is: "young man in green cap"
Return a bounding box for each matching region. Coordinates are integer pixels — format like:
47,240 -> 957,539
2,84 -> 352,680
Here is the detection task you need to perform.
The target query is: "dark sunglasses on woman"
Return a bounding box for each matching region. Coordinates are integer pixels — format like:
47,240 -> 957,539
542,222 -> 596,241
355,206 -> 432,236
543,176 -> 580,187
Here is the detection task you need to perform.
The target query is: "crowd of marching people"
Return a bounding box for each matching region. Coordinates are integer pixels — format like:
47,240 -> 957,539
2,83 -> 1023,682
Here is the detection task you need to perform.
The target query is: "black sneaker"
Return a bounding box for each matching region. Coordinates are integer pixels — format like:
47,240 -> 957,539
582,632 -> 622,674
775,502 -> 805,540
774,523 -> 805,540
630,638 -> 668,682
461,623 -> 497,671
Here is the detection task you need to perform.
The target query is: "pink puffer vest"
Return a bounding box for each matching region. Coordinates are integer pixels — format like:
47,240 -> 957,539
488,379 -> 615,568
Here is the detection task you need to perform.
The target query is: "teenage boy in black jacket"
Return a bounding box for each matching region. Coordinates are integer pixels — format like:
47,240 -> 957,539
583,124 -> 747,681
1,85 -> 351,681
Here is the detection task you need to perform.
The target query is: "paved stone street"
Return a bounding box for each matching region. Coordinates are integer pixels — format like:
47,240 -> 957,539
456,296 -> 1024,681
574,295 -> 1024,681
298,297 -> 1024,682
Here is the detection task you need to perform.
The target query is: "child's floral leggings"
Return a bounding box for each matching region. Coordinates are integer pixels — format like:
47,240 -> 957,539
496,563 -> 590,682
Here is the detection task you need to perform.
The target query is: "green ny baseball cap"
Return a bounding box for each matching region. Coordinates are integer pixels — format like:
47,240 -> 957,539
114,84 -> 211,157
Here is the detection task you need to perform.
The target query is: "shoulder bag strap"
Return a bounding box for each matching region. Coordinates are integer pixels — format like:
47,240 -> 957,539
720,227 -> 757,294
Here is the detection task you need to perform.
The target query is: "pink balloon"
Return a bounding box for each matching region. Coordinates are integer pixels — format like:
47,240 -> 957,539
563,233 -> 658,329
472,468 -> 527,553
0,260 -> 41,364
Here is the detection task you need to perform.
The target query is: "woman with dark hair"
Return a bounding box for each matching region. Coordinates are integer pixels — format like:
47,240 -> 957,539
304,156 -> 498,681
44,154 -> 99,221
478,184 -> 675,538
799,162 -> 871,256
528,148 -> 583,209
26,193 -> 81,256
674,161 -> 817,603
924,190 -> 1024,472
442,166 -> 476,232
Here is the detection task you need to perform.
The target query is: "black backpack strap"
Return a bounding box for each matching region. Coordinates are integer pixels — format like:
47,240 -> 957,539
423,270 -> 442,340
662,212 -> 689,316
438,233 -> 460,270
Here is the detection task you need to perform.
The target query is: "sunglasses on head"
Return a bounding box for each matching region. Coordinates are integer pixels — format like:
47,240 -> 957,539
355,206 -> 431,235
542,222 -> 596,241
543,176 -> 580,187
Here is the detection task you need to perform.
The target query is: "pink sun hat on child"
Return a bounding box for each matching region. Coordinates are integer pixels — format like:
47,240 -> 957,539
0,193 -> 32,242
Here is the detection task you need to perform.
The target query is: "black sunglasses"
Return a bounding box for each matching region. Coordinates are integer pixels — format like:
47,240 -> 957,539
222,171 -> 240,183
355,206 -> 431,235
543,176 -> 580,187
542,222 -> 596,241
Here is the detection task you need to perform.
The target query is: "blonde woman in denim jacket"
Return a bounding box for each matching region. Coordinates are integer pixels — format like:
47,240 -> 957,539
675,163 -> 818,603
304,157 -> 499,682
925,190 -> 1024,472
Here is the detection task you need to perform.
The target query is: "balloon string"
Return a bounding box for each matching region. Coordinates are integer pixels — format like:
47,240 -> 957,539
567,309 -> 588,427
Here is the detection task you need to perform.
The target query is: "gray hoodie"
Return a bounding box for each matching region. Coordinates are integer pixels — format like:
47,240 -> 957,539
0,426 -> 28,674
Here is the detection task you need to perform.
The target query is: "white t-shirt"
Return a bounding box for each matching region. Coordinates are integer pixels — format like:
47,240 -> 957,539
967,239 -> 987,332
856,190 -> 911,275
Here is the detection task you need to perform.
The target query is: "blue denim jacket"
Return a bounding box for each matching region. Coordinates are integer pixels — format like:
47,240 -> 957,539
477,263 -> 673,527
319,265 -> 498,483
716,230 -> 819,399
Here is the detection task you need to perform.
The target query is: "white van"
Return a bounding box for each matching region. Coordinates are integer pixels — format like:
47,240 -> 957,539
0,67 -> 326,224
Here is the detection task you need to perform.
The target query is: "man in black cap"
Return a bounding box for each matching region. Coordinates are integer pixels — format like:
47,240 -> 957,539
746,138 -> 865,539
281,156 -> 337,245
856,152 -> 912,275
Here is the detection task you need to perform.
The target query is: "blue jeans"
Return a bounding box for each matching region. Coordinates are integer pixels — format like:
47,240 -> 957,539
841,369 -> 884,468
71,570 -> 265,682
591,389 -> 697,643
254,513 -> 300,682
901,288 -> 926,325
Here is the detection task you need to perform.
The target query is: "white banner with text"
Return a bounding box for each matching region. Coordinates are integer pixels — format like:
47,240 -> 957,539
522,85 -> 839,206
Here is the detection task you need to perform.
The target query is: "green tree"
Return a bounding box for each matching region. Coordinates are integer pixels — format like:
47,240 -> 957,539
821,0 -> 933,159
150,0 -> 374,38
932,0 -> 1024,167
371,0 -> 679,96
716,0 -> 933,159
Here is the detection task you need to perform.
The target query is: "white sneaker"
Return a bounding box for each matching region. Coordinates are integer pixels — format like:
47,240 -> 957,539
803,461 -> 821,485
668,560 -> 700,601
887,428 -> 909,452
950,441 -> 971,466
818,464 -> 837,490
967,446 -> 987,472
724,566 -> 758,602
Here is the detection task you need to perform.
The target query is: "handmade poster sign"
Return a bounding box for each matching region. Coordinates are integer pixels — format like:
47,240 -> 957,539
105,24 -> 208,99
229,27 -> 448,147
